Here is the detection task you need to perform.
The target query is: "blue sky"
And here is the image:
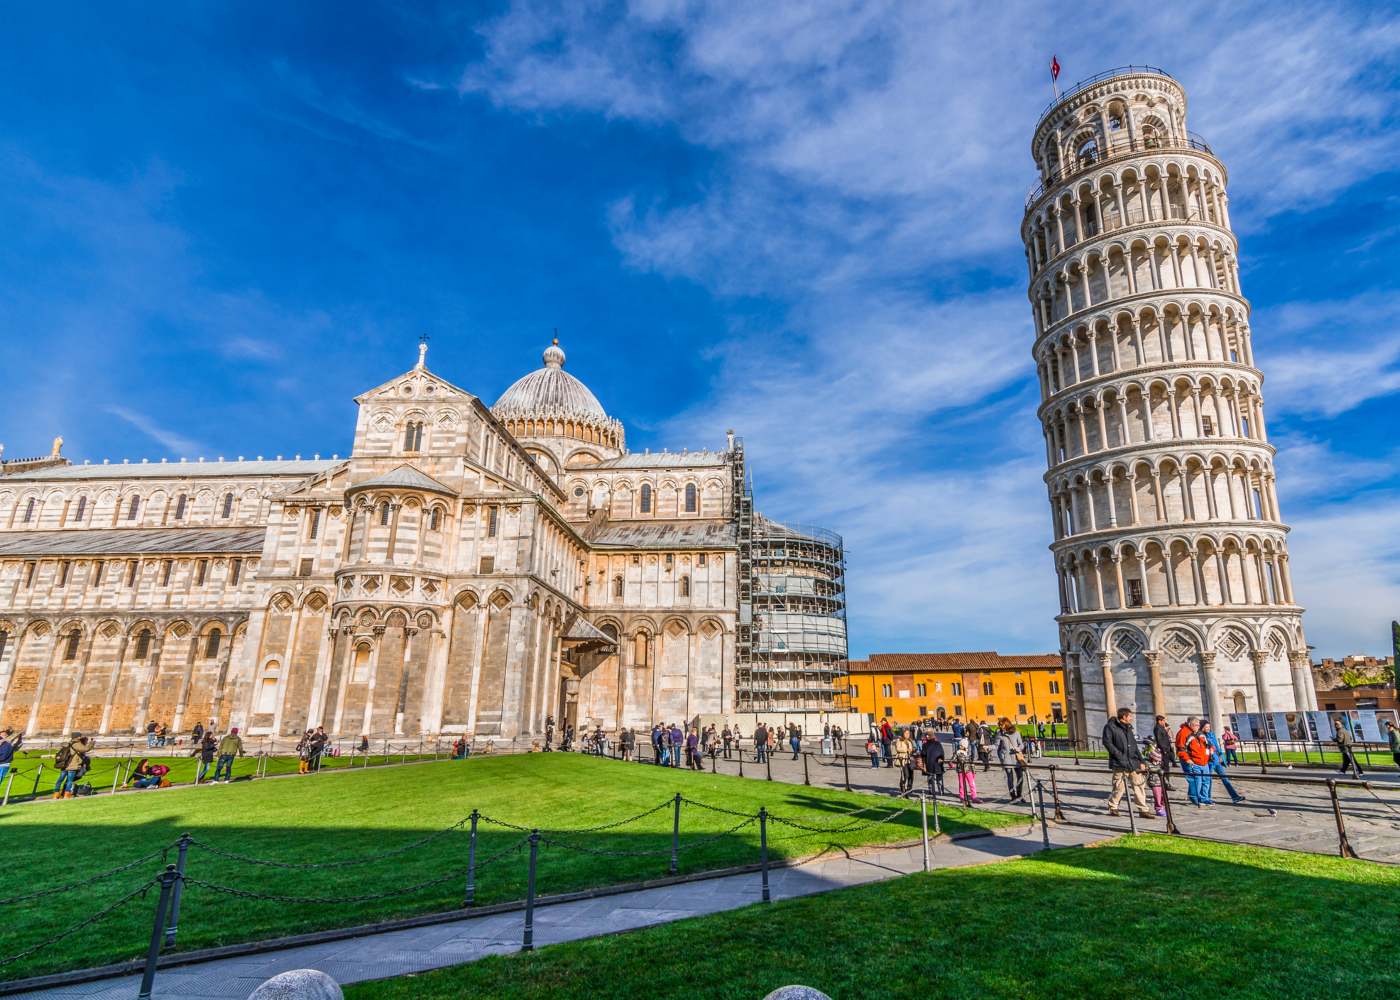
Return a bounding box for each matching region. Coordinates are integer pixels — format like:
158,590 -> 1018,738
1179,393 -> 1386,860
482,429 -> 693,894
2,2 -> 1398,658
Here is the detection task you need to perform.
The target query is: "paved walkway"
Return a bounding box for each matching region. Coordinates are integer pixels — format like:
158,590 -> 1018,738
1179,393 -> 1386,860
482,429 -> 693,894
9,825 -> 1103,999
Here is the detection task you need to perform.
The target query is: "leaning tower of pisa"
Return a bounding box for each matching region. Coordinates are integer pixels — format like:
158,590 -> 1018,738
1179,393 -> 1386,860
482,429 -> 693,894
1021,67 -> 1314,739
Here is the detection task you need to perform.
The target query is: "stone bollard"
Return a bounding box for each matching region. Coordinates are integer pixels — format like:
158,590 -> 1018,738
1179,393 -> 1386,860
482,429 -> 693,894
763,988 -> 832,1000
247,969 -> 343,1000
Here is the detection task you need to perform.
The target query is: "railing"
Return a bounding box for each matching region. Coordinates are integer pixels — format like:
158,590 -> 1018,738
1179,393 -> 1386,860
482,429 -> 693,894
1035,65 -> 1176,123
1025,132 -> 1217,213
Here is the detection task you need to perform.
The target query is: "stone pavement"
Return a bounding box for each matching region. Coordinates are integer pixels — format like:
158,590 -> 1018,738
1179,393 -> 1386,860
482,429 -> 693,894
675,744 -> 1400,863
7,824 -> 1103,999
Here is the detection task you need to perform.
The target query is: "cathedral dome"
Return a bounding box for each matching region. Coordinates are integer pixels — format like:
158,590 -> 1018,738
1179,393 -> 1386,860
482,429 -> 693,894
492,340 -> 609,422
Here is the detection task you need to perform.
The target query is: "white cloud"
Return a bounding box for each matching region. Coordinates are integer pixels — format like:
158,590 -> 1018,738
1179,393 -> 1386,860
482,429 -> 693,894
1259,293 -> 1400,418
104,405 -> 203,456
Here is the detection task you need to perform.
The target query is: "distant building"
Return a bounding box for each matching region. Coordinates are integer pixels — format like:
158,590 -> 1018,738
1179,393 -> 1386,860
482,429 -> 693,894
1312,655 -> 1397,714
838,652 -> 1065,725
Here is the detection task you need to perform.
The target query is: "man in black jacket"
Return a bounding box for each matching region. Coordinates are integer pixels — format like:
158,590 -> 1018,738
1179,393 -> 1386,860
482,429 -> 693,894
920,733 -> 946,795
1103,707 -> 1153,819
1151,714 -> 1175,790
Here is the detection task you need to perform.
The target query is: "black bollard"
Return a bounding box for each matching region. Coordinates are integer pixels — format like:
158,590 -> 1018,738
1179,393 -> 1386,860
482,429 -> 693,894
670,792 -> 681,875
165,833 -> 191,947
802,752 -> 810,786
522,830 -> 540,951
464,809 -> 480,906
1035,780 -> 1051,850
758,807 -> 770,903
138,866 -> 179,1000
842,751 -> 851,791
1326,779 -> 1358,859
1048,765 -> 1067,821
765,751 -> 772,782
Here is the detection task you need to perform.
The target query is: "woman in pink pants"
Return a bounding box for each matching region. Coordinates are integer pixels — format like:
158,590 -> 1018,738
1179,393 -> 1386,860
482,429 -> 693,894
953,736 -> 978,803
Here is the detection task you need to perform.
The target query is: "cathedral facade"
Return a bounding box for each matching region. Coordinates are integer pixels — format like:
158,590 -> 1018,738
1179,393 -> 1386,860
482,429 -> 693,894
0,342 -> 848,739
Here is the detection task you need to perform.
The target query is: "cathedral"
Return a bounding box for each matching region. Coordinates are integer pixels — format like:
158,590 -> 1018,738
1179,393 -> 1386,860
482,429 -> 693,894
0,342 -> 849,740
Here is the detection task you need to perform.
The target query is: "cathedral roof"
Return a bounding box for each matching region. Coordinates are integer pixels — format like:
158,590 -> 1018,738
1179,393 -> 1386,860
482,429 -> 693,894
492,340 -> 610,424
591,450 -> 730,469
0,527 -> 267,557
589,520 -> 737,549
346,464 -> 455,497
1,459 -> 338,480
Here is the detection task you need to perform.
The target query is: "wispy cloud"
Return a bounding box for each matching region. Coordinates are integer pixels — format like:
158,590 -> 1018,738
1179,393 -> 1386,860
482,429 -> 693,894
104,405 -> 203,456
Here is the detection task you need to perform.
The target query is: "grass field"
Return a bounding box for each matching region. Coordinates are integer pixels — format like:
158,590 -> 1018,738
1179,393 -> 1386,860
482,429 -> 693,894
0,752 -> 1017,982
348,834 -> 1400,1000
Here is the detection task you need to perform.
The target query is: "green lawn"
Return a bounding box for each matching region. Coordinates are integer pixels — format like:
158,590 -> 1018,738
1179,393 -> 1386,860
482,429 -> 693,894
349,834 -> 1400,1000
0,753 -> 1015,983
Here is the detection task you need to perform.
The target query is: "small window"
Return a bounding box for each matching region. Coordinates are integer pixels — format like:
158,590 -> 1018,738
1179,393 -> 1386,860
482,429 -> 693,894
640,484 -> 652,513
1050,680 -> 1061,694
299,557 -> 314,577
573,487 -> 584,498
487,506 -> 498,537
918,705 -> 927,717
255,673 -> 280,714
128,496 -> 140,520
613,575 -> 624,598
352,647 -> 371,684
680,575 -> 690,597
403,421 -> 423,451
126,560 -> 138,587
951,682 -> 962,696
380,503 -> 391,526
1229,349 -> 1240,363
63,631 -> 80,660
74,496 -> 87,521
883,706 -> 893,718
22,498 -> 35,523
196,559 -> 208,586
1252,489 -> 1264,519
205,629 -> 222,658
308,508 -> 321,539
985,704 -> 996,717
881,683 -> 892,697
1014,681 -> 1026,696
916,683 -> 927,697
1108,112 -> 1123,131
222,492 -> 234,518
57,560 -> 71,587
92,560 -> 104,586
1127,579 -> 1144,607
982,681 -> 994,695
684,483 -> 697,513
954,705 -> 963,717
479,555 -> 495,574
229,559 -> 242,585
850,685 -> 858,699
161,560 -> 173,586
135,629 -> 152,659
698,553 -> 706,567
429,508 -> 441,531
665,554 -> 673,568
174,494 -> 188,520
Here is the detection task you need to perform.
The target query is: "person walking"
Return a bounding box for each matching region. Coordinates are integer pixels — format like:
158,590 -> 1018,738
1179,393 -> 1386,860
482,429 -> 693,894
921,731 -> 946,795
1102,707 -> 1153,818
832,725 -> 844,752
308,727 -> 329,771
755,723 -> 769,764
1220,726 -> 1242,766
668,722 -> 683,768
544,715 -> 555,751
213,727 -> 243,783
1201,721 -> 1245,804
621,727 -> 636,762
296,729 -> 314,775
1180,720 -> 1215,806
878,718 -> 894,767
1387,720 -> 1400,768
952,735 -> 978,803
893,729 -> 916,793
0,728 -> 19,788
1333,718 -> 1364,778
52,732 -> 93,798
789,723 -> 802,760
192,732 -> 218,782
995,717 -> 1028,802
146,720 -> 158,748
1152,714 -> 1175,790
1142,741 -> 1167,817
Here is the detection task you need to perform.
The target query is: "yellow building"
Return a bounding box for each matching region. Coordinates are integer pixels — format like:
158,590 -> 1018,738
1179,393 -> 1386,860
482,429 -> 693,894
839,652 -> 1065,726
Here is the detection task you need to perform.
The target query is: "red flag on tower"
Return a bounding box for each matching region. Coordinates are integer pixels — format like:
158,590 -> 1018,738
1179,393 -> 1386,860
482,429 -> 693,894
1050,55 -> 1061,81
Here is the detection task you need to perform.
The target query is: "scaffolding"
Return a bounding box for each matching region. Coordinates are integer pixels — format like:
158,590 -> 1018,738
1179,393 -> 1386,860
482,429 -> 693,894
733,487 -> 849,712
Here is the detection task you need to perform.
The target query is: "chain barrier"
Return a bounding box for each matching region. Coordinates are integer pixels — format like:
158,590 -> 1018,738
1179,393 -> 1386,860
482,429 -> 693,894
0,844 -> 175,907
566,797 -> 674,833
187,818 -> 469,870
677,796 -> 753,819
766,802 -> 914,839
0,876 -> 161,970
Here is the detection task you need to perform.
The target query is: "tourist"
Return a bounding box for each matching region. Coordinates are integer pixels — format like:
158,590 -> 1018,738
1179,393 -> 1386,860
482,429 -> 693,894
921,731 -> 945,795
755,723 -> 769,764
545,715 -> 555,751
356,734 -> 369,754
193,732 -> 218,782
1152,715 -> 1175,790
893,728 -> 916,793
562,723 -> 575,751
650,723 -> 664,765
213,727 -> 243,783
0,728 -> 19,788
157,723 -> 169,747
789,723 -> 802,760
191,720 -> 205,745
951,718 -> 965,740
686,727 -> 702,770
1387,720 -> 1400,768
865,734 -> 881,768
131,759 -> 170,789
1101,707 -> 1152,819
832,725 -> 844,752
146,720 -> 158,748
296,729 -> 314,775
312,727 -> 330,769
52,732 -> 92,799
1179,719 -> 1215,806
668,722 -> 683,767
1221,726 -> 1242,765
1201,721 -> 1245,804
1333,718 -> 1364,778
952,736 -> 977,803
621,727 -> 635,762
1142,741 -> 1167,817
593,724 -> 606,756
995,717 -> 1028,803
878,718 -> 894,767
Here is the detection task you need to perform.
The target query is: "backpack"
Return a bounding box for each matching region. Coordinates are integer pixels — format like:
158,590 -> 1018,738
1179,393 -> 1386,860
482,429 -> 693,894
54,742 -> 74,770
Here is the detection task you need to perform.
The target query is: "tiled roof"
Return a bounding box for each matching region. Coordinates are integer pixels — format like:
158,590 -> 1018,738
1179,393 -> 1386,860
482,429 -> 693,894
0,528 -> 267,557
346,465 -> 455,496
591,451 -> 730,469
589,520 -> 737,549
842,652 -> 1061,673
1,460 -> 338,481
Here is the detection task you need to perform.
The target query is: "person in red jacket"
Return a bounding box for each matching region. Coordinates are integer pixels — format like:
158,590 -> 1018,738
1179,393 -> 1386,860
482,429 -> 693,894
1176,717 -> 1214,805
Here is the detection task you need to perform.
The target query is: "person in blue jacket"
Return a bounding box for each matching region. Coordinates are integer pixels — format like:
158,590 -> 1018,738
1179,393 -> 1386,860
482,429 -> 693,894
1200,720 -> 1245,804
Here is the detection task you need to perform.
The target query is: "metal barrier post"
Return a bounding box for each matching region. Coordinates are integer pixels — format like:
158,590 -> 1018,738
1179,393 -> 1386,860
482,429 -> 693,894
1,769 -> 14,808
842,751 -> 851,792
1160,775 -> 1179,835
1126,791 -> 1138,835
464,809 -> 480,906
1047,765 -> 1066,821
765,751 -> 772,782
1326,779 -> 1358,859
919,794 -> 930,872
801,751 -> 810,786
31,762 -> 44,799
138,865 -> 179,1000
1257,741 -> 1268,775
521,830 -> 540,951
111,761 -> 123,795
1035,780 -> 1051,850
670,792 -> 681,875
738,751 -> 744,778
1071,741 -> 1079,765
710,750 -> 717,773
758,807 -> 770,903
931,794 -> 940,834
165,833 -> 191,946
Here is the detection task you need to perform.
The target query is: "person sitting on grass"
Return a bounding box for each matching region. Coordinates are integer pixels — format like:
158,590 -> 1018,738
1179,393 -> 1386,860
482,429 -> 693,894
129,759 -> 170,789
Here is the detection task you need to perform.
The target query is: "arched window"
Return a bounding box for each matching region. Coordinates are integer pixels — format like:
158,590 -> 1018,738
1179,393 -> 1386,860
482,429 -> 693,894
1141,121 -> 1164,149
308,508 -> 321,539
63,631 -> 80,661
352,645 -> 371,683
403,421 -> 424,451
74,496 -> 87,521
613,575 -> 624,599
1076,136 -> 1098,167
221,492 -> 234,519
255,662 -> 281,713
684,483 -> 697,513
633,631 -> 650,667
429,507 -> 441,531
134,629 -> 153,659
205,629 -> 222,658
380,502 -> 391,526
0,631 -> 7,664
22,498 -> 35,523
487,506 -> 498,537
640,484 -> 652,513
128,496 -> 140,520
680,575 -> 690,597
174,494 -> 188,520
